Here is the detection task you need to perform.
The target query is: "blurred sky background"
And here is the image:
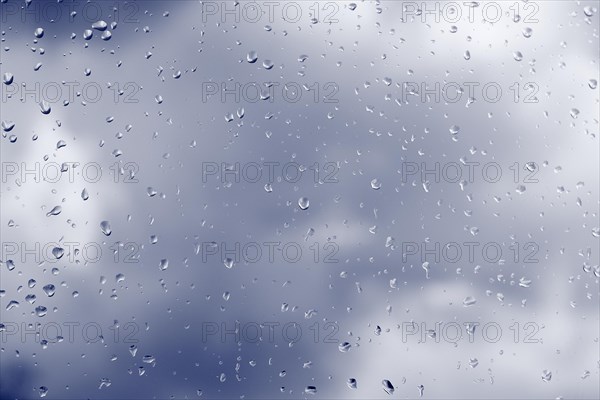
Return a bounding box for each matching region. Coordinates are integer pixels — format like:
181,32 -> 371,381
1,1 -> 599,398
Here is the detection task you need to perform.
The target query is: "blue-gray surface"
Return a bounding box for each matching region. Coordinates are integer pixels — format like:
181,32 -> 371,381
0,0 -> 599,399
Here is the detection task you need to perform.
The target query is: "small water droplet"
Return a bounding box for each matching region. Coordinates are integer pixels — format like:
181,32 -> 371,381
541,369 -> 552,382
43,284 -> 56,297
338,342 -> 351,352
39,101 -> 51,114
92,20 -> 108,30
246,51 -> 258,63
35,305 -> 48,317
100,221 -> 112,236
382,379 -> 394,395
159,259 -> 169,270
463,296 -> 476,306
46,206 -> 62,217
298,197 -> 310,210
513,51 -> 523,61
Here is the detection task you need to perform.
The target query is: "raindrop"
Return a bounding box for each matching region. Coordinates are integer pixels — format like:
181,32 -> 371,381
513,51 -> 523,61
382,379 -> 394,395
338,342 -> 351,352
159,259 -> 169,270
463,296 -> 476,306
3,72 -> 13,85
2,121 -> 15,131
34,28 -> 44,38
246,51 -> 258,63
298,197 -> 310,210
35,305 -> 47,317
541,370 -> 552,382
304,386 -> 317,395
100,221 -> 112,236
92,20 -> 108,30
52,247 -> 64,260
39,101 -> 51,114
570,108 -> 580,119
46,206 -> 62,217
43,284 -> 56,297
262,60 -> 274,70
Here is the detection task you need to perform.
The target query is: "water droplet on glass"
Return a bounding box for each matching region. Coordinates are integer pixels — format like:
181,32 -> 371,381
382,379 -> 394,395
513,51 -> 523,61
347,378 -> 357,389
39,101 -> 51,114
463,296 -> 476,306
3,72 -> 13,85
1,120 -> 15,132
46,206 -> 62,217
371,179 -> 382,190
541,369 -> 552,382
298,197 -> 310,210
338,342 -> 351,352
35,305 -> 48,317
304,386 -> 317,395
92,20 -> 108,30
43,284 -> 55,297
247,51 -> 258,63
570,108 -> 580,119
159,259 -> 169,270
34,28 -> 44,38
100,221 -> 112,236
262,60 -> 274,69
52,247 -> 64,260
